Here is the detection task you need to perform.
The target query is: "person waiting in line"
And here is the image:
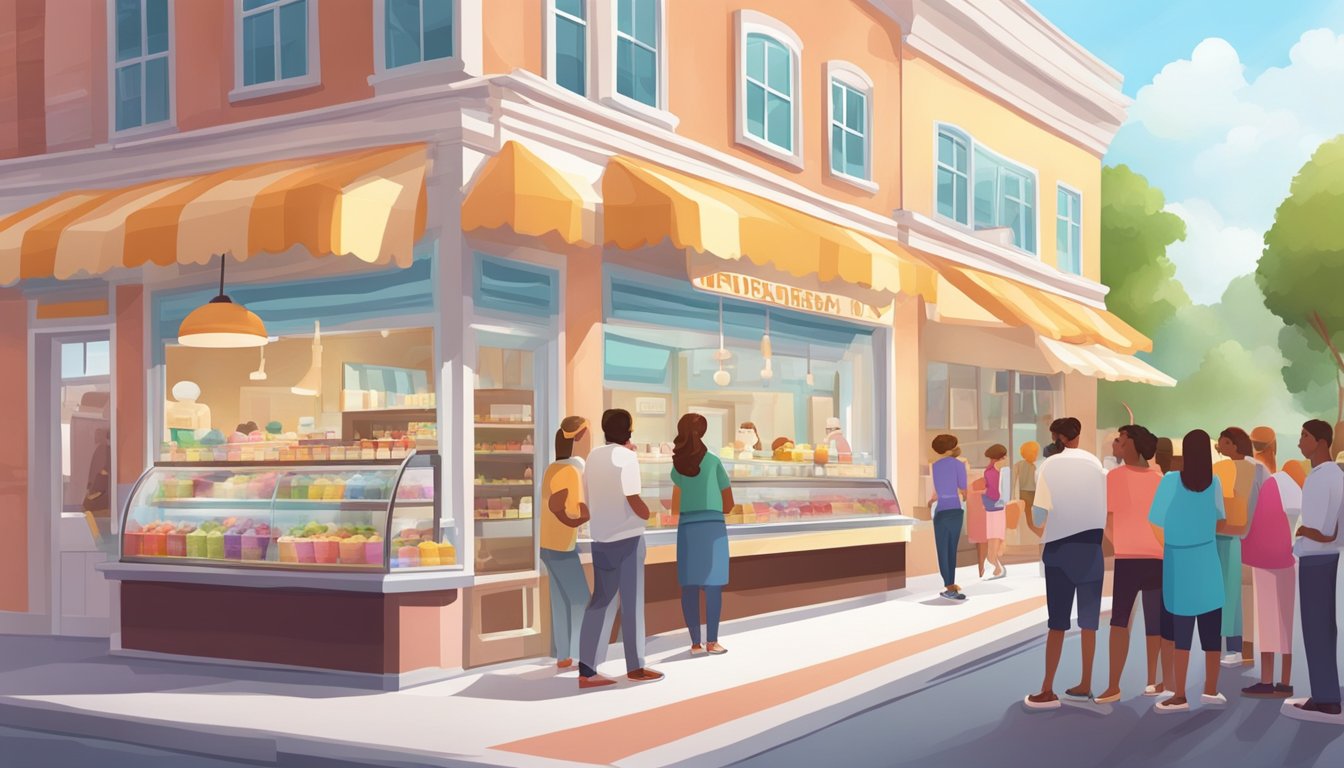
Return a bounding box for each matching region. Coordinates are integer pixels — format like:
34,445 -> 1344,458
1013,440 -> 1040,519
1283,420 -> 1344,722
967,468 -> 989,579
1155,437 -> 1177,475
1097,424 -> 1166,703
577,409 -> 662,689
1023,417 -> 1107,710
1213,427 -> 1269,668
1252,426 -> 1279,474
670,413 -> 734,656
1150,430 -> 1227,713
540,416 -> 593,671
1240,457 -> 1300,699
982,444 -> 1008,580
928,435 -> 968,601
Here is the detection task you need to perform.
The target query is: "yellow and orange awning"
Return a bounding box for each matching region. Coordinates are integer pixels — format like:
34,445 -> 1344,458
0,143 -> 428,286
928,259 -> 1152,354
462,141 -> 599,247
601,156 -> 936,304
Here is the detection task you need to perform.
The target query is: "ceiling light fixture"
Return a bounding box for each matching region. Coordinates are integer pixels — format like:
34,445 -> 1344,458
177,254 -> 268,348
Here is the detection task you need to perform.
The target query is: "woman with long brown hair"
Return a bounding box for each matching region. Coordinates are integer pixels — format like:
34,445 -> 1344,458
1150,429 -> 1227,712
671,412 -> 734,654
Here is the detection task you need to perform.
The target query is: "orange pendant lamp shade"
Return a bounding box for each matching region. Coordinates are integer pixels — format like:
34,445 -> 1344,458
177,255 -> 268,348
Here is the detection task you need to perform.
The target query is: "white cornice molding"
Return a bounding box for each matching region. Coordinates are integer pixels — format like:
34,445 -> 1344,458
876,0 -> 1129,155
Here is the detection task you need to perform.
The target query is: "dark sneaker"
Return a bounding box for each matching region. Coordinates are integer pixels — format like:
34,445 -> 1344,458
627,668 -> 665,683
1275,684 -> 1295,697
579,675 -> 616,690
1295,700 -> 1343,716
1243,683 -> 1279,698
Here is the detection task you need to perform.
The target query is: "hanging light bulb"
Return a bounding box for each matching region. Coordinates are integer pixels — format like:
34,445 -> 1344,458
248,346 -> 268,381
177,254 -> 268,348
759,310 -> 773,381
291,321 -> 323,396
713,368 -> 731,387
713,298 -> 731,386
806,345 -> 814,386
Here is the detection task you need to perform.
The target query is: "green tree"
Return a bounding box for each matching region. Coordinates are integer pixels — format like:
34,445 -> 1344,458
1099,164 -> 1189,337
1257,135 -> 1344,424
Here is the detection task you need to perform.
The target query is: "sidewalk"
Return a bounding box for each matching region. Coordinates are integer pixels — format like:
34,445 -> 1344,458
0,565 -> 1077,768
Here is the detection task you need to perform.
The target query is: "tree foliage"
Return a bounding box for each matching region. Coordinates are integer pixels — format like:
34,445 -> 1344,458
1099,164 -> 1190,337
1257,135 -> 1344,423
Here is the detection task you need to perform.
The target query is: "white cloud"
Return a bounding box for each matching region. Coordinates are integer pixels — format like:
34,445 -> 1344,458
1114,28 -> 1344,299
1163,199 -> 1265,305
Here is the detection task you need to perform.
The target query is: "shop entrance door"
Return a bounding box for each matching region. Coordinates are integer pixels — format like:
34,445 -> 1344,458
37,332 -> 115,636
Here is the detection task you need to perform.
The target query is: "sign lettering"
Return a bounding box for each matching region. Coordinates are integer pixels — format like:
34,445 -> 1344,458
691,272 -> 885,324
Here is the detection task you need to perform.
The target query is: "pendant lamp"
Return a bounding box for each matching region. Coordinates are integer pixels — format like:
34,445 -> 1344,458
177,254 -> 268,348
759,310 -> 773,381
248,347 -> 268,381
291,321 -> 323,396
713,299 -> 731,386
806,345 -> 814,387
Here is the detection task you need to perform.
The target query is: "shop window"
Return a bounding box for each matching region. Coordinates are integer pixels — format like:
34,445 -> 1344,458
234,0 -> 318,99
112,0 -> 172,133
936,128 -> 969,225
473,254 -> 558,318
383,0 -> 455,70
828,63 -> 873,185
1057,185 -> 1083,275
616,0 -> 660,107
736,11 -> 803,167
551,0 -> 587,96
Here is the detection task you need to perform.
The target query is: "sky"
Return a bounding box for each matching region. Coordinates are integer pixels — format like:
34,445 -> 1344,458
1032,0 -> 1344,304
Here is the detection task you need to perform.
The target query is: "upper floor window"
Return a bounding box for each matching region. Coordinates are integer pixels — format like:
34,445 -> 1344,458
735,11 -> 803,168
233,0 -> 318,99
828,62 -> 874,188
384,0 -> 454,70
1057,185 -> 1082,274
616,0 -> 659,107
936,128 -> 969,224
112,0 -> 171,133
935,125 -> 1038,255
551,0 -> 587,96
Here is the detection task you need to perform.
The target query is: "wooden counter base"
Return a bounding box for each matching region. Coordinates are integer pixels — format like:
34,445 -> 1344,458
636,541 -> 905,638
119,581 -> 463,676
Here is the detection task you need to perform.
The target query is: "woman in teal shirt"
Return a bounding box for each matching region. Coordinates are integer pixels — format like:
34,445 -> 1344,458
671,413 -> 734,655
1149,429 -> 1226,713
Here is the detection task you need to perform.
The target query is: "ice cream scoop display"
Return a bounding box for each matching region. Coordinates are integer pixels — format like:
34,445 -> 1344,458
118,452 -> 449,571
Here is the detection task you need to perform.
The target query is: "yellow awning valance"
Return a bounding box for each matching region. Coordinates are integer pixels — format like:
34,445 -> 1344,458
1038,336 -> 1175,387
462,141 -> 598,246
930,260 -> 1151,354
0,144 -> 429,286
602,156 -> 935,303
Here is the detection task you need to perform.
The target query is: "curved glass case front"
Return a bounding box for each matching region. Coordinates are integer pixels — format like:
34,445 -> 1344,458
119,452 -> 453,571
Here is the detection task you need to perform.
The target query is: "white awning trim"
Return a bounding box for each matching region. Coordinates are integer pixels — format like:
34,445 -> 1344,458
1036,336 -> 1176,387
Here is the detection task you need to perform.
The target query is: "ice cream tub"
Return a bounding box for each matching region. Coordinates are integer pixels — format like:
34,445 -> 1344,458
437,542 -> 456,565
365,538 -> 385,565
185,530 -> 208,559
206,531 -> 225,559
123,531 -> 144,557
277,537 -> 298,563
398,545 -> 420,568
339,537 -> 366,565
294,538 -> 316,564
143,532 -> 168,557
313,539 -> 339,564
223,532 -> 243,560
241,533 -> 269,561
417,540 -> 440,567
166,532 -> 188,557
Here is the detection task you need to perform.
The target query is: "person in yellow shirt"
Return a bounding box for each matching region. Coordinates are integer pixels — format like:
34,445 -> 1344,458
541,416 -> 593,669
1214,427 -> 1270,668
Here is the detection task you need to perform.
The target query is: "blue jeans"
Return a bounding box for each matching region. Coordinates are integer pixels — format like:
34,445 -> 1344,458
579,536 -> 647,676
540,548 -> 590,661
681,586 -> 723,645
1300,553 -> 1341,705
933,509 -> 964,589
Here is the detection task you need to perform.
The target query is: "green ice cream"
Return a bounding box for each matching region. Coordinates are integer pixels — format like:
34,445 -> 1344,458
206,529 -> 225,559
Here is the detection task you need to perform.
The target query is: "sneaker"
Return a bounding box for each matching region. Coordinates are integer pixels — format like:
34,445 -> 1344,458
1293,699 -> 1343,716
706,642 -> 728,655
689,644 -> 706,655
1275,684 -> 1295,697
1221,653 -> 1243,668
1202,693 -> 1229,707
1024,692 -> 1061,710
1242,683 -> 1280,698
1143,684 -> 1166,698
627,668 -> 665,683
579,675 -> 616,690
940,590 -> 967,601
1156,697 -> 1190,714
1064,686 -> 1093,702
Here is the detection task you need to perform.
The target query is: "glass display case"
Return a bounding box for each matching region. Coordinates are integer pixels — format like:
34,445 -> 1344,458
578,455 -> 899,534
473,342 -> 541,574
119,452 -> 455,571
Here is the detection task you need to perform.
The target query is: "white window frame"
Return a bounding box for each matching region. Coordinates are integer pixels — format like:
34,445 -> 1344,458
370,0 -> 480,93
545,0 -> 593,98
230,0 -> 322,103
935,126 -> 970,225
1056,183 -> 1083,275
106,0 -> 176,140
932,122 -> 1040,257
595,0 -> 677,131
734,10 -> 803,169
827,61 -> 875,192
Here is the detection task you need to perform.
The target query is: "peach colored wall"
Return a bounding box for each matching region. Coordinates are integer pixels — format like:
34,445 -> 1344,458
174,0 -> 375,134
115,285 -> 145,485
483,0 -> 543,77
483,0 -> 904,217
901,53 -> 1103,282
0,290 -> 29,611
0,0 -> 47,159
42,0 -> 105,152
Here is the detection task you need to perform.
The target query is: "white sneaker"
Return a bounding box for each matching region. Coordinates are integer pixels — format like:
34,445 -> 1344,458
1220,653 -> 1243,668
1143,685 -> 1165,697
1202,693 -> 1229,707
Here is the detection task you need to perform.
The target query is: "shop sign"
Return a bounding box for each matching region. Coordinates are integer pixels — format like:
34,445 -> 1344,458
691,272 -> 885,324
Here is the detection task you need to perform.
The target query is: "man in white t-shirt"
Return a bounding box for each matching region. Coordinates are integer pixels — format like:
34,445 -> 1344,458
1023,417 -> 1107,711
576,409 -> 664,688
1285,420 -> 1344,721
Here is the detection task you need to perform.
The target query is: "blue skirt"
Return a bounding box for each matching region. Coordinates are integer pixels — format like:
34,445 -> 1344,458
677,518 -> 729,587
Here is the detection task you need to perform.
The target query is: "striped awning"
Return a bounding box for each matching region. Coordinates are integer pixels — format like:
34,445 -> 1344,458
461,140 -> 599,246
0,144 -> 428,285
1037,336 -> 1175,387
